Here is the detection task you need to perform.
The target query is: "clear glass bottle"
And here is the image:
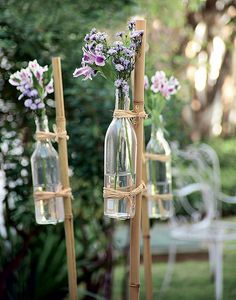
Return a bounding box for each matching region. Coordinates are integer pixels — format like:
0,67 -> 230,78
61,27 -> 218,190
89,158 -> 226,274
104,89 -> 137,219
146,116 -> 172,219
31,112 -> 64,224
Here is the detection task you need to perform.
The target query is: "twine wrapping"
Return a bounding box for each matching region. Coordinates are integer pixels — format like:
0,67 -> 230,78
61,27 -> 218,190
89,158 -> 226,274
34,185 -> 72,201
144,193 -> 173,201
35,124 -> 69,142
103,181 -> 146,203
145,152 -> 171,162
113,109 -> 148,120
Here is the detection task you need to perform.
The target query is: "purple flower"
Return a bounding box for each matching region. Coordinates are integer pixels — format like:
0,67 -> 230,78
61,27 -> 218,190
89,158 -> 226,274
37,102 -> 45,109
30,89 -> 38,97
115,64 -> 124,71
151,71 -> 166,93
95,43 -> 104,52
83,51 -> 95,64
114,79 -> 123,88
73,65 -> 95,80
130,30 -> 144,39
124,48 -> 134,57
116,31 -> 125,38
84,34 -> 90,42
107,48 -> 117,56
30,103 -> 37,110
45,79 -> 54,94
82,50 -> 106,66
144,75 -> 149,90
94,53 -> 106,66
24,99 -> 32,107
128,20 -> 135,31
122,82 -> 129,96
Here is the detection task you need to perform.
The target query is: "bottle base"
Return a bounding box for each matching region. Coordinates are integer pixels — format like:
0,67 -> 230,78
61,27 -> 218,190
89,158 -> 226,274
36,217 -> 64,225
104,212 -> 134,220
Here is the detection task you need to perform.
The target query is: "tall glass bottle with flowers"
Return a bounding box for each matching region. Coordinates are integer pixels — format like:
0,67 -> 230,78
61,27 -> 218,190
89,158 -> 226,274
73,21 -> 143,219
9,60 -> 64,224
144,71 -> 180,219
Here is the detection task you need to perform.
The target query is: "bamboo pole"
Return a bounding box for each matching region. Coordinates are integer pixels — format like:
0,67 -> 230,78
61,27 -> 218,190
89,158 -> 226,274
52,57 -> 78,300
130,19 -> 146,300
141,138 -> 153,300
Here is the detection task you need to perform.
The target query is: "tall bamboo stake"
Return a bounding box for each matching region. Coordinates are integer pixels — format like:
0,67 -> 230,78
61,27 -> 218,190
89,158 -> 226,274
141,139 -> 153,300
130,19 -> 146,300
52,57 -> 78,300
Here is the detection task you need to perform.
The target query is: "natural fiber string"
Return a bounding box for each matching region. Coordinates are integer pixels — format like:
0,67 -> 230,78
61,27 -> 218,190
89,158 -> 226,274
113,109 -> 148,119
103,181 -> 146,203
145,193 -> 173,201
145,152 -> 171,162
35,124 -> 69,142
34,185 -> 72,201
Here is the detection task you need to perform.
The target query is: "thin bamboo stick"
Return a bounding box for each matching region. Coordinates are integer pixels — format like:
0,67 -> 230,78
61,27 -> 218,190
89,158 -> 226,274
130,19 -> 146,300
141,138 -> 153,300
52,57 -> 78,300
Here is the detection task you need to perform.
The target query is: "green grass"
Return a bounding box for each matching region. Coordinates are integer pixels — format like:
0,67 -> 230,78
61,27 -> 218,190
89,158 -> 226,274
113,250 -> 236,299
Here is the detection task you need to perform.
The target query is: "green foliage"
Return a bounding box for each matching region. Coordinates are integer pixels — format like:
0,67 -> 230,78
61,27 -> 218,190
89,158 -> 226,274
114,247 -> 236,299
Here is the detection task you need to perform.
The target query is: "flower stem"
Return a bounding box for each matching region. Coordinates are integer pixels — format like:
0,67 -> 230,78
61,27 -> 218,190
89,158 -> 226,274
114,126 -> 122,190
124,118 -> 134,181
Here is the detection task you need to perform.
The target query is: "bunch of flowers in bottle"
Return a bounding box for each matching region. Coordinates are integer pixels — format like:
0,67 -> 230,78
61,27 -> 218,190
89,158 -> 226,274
144,70 -> 180,219
74,21 -> 144,220
9,60 -> 64,225
144,70 -> 180,126
73,20 -> 143,100
9,59 -> 53,114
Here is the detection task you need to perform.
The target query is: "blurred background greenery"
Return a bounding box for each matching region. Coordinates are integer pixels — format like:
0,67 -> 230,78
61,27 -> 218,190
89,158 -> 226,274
0,0 -> 236,299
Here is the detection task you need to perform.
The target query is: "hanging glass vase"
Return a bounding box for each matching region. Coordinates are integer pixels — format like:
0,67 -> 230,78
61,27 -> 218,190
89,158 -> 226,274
31,112 -> 64,225
104,88 -> 137,219
146,115 -> 172,219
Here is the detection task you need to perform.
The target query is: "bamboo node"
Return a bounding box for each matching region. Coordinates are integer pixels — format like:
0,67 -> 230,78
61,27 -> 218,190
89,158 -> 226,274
65,214 -> 73,220
34,185 -> 72,201
36,124 -> 69,142
129,283 -> 140,288
143,234 -> 150,239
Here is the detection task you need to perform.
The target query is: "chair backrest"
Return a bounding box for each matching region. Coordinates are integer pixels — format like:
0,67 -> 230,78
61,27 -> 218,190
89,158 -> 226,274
170,143 -> 221,228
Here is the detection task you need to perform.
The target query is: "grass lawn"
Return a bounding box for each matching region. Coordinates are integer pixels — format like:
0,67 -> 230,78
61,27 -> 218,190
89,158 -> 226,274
113,250 -> 236,299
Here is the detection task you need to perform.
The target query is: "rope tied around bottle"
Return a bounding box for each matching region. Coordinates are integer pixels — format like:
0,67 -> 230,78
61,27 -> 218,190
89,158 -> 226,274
144,193 -> 173,201
144,152 -> 171,162
113,109 -> 148,119
103,181 -> 146,203
35,124 -> 69,143
34,184 -> 72,201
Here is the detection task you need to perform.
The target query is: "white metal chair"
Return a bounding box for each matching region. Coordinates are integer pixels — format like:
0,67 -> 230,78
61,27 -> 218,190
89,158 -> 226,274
162,143 -> 236,300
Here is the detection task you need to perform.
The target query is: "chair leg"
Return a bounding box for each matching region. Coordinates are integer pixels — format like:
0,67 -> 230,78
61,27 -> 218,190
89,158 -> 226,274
208,243 -> 216,282
161,241 -> 177,292
214,241 -> 223,300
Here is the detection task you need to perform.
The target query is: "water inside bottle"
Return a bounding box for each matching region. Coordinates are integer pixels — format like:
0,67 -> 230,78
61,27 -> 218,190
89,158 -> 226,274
104,172 -> 136,220
34,183 -> 64,225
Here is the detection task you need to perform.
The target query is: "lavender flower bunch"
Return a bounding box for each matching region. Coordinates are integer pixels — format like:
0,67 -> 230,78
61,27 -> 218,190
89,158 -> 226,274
144,71 -> 180,126
9,60 -> 53,114
73,20 -> 144,99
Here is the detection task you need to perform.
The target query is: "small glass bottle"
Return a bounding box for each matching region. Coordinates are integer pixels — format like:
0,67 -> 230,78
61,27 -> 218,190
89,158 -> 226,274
31,112 -> 64,224
146,116 -> 172,219
104,89 -> 137,219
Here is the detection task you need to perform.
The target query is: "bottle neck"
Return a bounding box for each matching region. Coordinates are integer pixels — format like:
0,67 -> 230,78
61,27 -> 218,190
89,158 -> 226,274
115,88 -> 130,111
151,115 -> 164,139
35,111 -> 50,144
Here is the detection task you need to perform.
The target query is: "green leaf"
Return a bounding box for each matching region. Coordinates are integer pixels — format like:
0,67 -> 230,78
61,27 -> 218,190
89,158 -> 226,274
31,71 -> 44,99
43,64 -> 53,86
